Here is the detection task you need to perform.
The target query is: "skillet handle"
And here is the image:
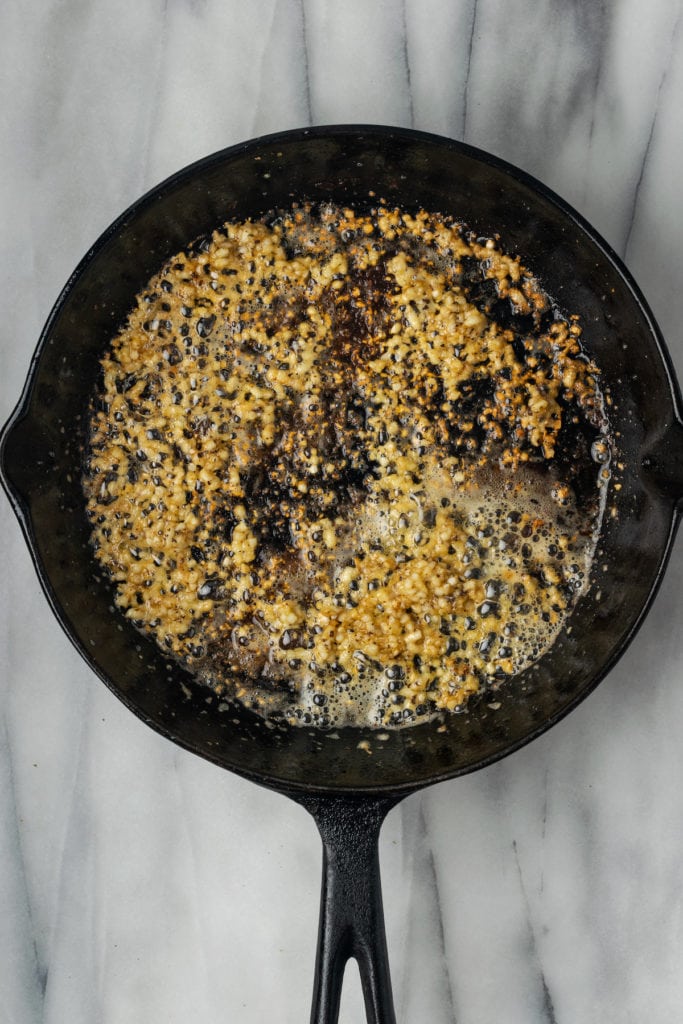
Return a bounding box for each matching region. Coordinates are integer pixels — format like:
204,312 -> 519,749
299,794 -> 399,1024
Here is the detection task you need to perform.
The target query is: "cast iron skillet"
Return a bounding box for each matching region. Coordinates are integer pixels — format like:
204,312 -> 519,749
2,126 -> 683,1023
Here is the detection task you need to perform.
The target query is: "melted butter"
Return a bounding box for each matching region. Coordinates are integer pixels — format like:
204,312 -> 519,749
198,460 -> 606,728
84,203 -> 611,729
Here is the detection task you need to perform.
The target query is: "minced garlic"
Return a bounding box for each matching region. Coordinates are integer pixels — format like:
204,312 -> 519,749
83,203 -> 609,727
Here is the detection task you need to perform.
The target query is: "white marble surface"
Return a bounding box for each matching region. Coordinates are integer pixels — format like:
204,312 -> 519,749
2,2 -> 683,1021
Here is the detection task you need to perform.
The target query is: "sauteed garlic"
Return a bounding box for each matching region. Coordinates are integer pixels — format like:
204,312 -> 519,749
84,203 -> 610,727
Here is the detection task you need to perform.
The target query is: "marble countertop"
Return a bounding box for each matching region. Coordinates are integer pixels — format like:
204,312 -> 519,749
2,2 -> 683,1021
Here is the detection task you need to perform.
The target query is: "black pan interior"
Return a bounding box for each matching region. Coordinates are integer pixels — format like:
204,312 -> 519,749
1,126 -> 680,794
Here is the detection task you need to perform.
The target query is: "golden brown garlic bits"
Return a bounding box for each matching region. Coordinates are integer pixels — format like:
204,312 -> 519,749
84,204 -> 609,727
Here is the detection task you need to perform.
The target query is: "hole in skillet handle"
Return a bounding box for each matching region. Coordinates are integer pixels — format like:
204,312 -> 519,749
297,793 -> 401,1024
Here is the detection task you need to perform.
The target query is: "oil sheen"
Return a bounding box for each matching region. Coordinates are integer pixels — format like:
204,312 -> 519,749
83,203 -> 611,728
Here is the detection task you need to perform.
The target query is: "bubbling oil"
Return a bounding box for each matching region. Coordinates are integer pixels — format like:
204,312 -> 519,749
209,460 -> 606,728
84,202 -> 612,729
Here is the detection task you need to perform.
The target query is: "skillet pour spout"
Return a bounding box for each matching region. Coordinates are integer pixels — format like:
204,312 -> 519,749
642,415 -> 683,513
2,126 -> 683,1023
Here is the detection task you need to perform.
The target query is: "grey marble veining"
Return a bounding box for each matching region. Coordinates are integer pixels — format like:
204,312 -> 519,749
2,2 -> 683,1022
